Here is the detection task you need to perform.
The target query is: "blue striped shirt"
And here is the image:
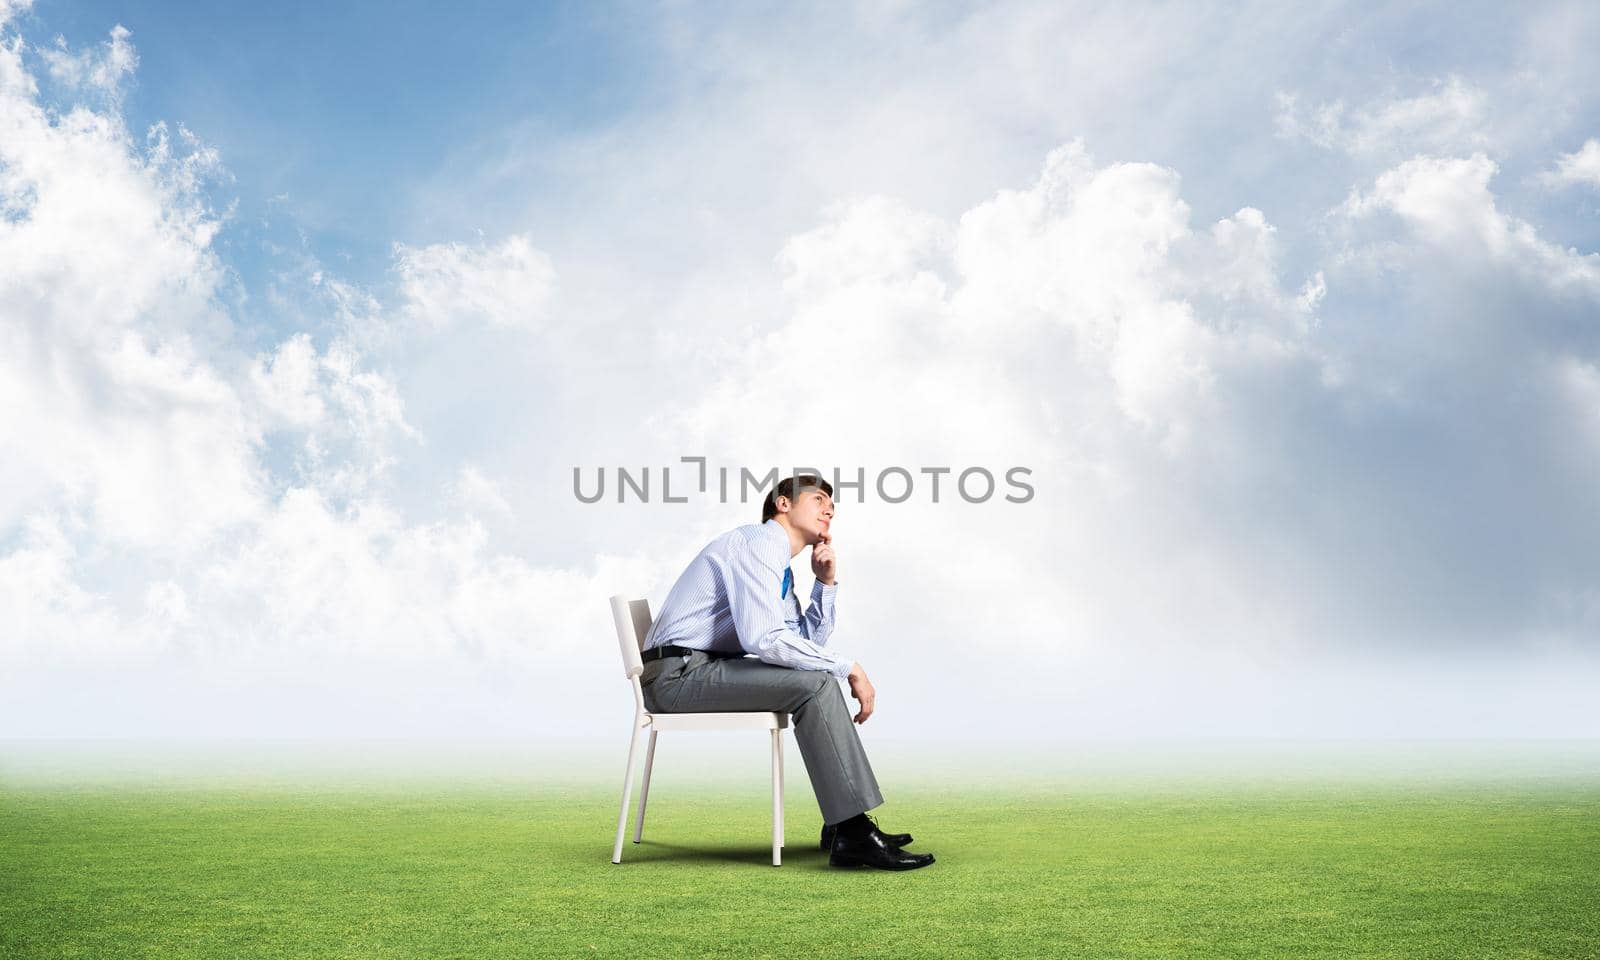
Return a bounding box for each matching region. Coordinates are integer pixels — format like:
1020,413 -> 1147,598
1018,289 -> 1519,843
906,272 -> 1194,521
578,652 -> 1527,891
643,519 -> 853,679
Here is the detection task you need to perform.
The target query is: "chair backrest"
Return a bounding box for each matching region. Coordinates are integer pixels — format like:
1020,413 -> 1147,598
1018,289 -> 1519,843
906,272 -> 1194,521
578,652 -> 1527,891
610,595 -> 653,679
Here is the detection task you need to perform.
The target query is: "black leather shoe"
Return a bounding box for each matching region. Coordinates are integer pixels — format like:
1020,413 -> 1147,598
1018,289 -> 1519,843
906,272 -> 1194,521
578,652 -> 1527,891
820,817 -> 913,852
828,829 -> 935,870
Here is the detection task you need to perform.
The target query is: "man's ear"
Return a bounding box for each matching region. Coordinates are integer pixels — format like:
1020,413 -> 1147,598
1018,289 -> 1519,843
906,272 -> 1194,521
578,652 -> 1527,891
774,495 -> 790,515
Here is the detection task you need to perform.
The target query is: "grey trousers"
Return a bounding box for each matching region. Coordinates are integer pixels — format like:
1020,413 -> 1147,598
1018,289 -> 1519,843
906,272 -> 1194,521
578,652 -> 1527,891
639,650 -> 884,825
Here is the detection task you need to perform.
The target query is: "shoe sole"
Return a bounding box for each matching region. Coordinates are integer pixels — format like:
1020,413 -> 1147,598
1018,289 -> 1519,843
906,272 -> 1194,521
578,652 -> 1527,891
827,853 -> 935,870
820,835 -> 915,853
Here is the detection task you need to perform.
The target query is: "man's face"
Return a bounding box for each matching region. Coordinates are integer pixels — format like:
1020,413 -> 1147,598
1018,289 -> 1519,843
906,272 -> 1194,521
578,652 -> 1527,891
781,486 -> 835,544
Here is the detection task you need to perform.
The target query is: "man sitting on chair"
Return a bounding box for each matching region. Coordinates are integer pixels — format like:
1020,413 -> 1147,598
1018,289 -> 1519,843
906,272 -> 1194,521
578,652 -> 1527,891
638,473 -> 934,871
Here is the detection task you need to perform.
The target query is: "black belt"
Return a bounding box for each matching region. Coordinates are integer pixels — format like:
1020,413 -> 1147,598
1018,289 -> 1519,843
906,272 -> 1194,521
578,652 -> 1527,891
641,644 -> 698,663
642,644 -> 742,663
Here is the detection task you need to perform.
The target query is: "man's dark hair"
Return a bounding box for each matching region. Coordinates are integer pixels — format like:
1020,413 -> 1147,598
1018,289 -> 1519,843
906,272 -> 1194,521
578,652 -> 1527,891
761,474 -> 833,522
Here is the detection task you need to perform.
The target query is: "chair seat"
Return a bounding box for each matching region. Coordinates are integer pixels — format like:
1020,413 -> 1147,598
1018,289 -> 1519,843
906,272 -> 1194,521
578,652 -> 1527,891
645,711 -> 790,731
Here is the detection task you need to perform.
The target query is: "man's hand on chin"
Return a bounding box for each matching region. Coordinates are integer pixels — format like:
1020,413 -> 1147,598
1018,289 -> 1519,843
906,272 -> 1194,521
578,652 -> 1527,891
812,534 -> 837,586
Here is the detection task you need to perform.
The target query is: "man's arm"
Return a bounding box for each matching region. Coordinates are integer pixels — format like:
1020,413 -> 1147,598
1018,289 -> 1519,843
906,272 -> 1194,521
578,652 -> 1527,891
725,538 -> 853,680
800,579 -> 838,646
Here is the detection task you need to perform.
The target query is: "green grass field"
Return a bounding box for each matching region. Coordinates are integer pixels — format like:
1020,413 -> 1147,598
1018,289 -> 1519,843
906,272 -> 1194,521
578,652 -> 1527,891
4,746 -> 1599,959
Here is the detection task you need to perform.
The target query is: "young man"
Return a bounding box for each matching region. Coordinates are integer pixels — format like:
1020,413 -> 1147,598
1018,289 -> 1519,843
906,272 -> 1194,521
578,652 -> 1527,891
638,474 -> 934,870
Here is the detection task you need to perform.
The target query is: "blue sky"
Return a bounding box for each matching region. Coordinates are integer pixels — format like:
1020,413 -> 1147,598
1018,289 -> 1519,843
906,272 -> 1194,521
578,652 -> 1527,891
17,0 -> 672,332
17,1 -> 1600,320
4,0 -> 1600,741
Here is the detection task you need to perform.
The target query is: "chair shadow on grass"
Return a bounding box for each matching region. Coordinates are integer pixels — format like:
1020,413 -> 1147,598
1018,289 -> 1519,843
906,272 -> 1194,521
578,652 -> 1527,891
619,840 -> 832,869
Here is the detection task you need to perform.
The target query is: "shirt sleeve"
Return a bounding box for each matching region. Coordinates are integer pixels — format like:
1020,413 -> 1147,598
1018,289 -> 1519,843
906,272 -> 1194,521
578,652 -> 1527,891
725,536 -> 853,680
799,579 -> 837,647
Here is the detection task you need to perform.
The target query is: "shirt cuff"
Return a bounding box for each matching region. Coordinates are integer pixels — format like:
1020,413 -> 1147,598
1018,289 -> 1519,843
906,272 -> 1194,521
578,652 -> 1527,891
812,579 -> 837,599
830,657 -> 853,680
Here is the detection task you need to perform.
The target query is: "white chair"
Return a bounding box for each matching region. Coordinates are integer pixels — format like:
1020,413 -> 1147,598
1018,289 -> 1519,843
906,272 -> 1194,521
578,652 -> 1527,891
610,594 -> 789,866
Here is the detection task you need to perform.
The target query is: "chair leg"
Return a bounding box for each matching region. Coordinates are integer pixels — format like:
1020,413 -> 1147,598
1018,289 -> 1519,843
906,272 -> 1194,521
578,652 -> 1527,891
771,728 -> 782,866
633,730 -> 658,843
612,723 -> 644,864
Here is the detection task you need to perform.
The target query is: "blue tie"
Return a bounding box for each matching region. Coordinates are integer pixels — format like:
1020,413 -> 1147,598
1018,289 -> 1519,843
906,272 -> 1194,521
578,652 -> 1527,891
781,567 -> 792,599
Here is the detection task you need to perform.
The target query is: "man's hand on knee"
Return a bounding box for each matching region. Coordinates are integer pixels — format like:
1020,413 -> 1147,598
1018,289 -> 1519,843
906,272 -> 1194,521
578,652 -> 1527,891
847,663 -> 875,724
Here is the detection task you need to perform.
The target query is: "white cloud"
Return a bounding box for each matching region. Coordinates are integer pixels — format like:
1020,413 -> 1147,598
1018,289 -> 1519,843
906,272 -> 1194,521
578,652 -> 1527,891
0,24 -> 262,552
1341,152 -> 1600,294
248,332 -> 328,428
191,485 -> 640,662
705,141 -> 1317,463
1540,138 -> 1600,189
0,0 -> 30,32
1275,76 -> 1490,156
394,233 -> 554,332
39,23 -> 135,102
0,20 -> 634,684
